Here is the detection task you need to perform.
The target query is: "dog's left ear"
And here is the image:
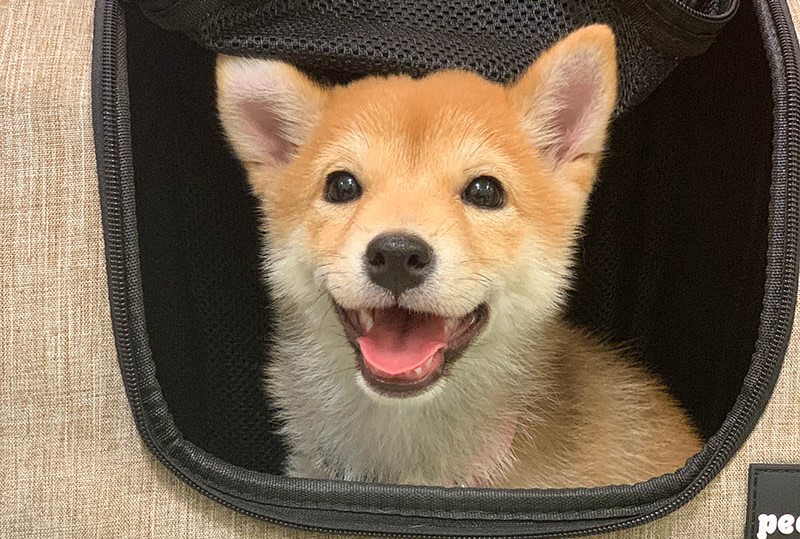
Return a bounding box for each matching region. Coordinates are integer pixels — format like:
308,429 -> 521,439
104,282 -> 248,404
509,25 -> 617,187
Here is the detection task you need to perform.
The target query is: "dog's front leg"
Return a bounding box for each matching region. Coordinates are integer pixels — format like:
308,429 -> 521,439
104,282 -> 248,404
284,452 -> 331,480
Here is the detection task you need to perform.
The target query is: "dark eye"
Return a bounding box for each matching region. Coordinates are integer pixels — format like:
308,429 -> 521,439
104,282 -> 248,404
324,171 -> 362,203
461,176 -> 505,209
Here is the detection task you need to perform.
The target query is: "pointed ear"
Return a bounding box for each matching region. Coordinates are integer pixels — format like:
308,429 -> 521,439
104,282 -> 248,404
216,55 -> 328,168
509,25 -> 617,172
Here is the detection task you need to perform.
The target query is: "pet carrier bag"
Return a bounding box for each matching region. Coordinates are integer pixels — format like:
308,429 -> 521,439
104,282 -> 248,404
3,0 -> 800,537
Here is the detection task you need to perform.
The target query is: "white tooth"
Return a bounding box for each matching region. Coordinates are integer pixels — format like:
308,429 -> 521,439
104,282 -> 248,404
359,309 -> 374,332
414,366 -> 424,376
424,357 -> 434,369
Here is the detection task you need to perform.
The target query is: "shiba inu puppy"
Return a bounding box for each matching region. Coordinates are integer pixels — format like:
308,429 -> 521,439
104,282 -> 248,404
216,25 -> 701,488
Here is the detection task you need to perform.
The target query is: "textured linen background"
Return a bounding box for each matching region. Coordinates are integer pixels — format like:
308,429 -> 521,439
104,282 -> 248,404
1,1 -> 798,537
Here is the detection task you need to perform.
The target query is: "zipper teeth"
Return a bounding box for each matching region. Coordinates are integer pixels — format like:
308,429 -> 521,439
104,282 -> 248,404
672,0 -> 734,21
101,0 -> 139,427
98,0 -> 800,537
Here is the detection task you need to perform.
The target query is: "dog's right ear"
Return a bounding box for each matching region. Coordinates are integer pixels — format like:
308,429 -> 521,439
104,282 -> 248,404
216,55 -> 327,170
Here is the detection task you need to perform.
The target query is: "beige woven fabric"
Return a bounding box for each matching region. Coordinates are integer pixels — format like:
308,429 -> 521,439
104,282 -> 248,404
1,1 -> 799,538
0,2 -> 305,538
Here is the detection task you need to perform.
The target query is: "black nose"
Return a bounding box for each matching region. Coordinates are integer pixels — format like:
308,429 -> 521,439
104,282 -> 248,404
365,234 -> 434,298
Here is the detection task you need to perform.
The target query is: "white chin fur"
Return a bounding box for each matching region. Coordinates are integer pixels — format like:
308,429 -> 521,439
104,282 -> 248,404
265,230 -> 568,484
354,370 -> 447,404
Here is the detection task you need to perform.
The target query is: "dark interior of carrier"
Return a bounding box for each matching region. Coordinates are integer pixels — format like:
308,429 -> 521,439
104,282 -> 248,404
125,0 -> 771,477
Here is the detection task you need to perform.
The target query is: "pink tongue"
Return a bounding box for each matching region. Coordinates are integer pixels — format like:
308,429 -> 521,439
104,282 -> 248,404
357,307 -> 447,376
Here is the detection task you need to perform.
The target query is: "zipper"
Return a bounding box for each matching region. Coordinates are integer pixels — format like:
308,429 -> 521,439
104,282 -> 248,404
672,0 -> 734,21
95,0 -> 800,537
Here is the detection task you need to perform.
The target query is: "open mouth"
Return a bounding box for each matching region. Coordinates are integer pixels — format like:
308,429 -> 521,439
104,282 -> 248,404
335,302 -> 489,397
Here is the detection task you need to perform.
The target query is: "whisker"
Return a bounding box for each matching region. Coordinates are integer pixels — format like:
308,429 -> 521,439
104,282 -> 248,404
457,257 -> 496,265
311,285 -> 338,311
454,276 -> 491,285
432,217 -> 456,238
316,270 -> 347,280
455,291 -> 486,305
329,364 -> 360,377
322,252 -> 347,260
319,302 -> 335,325
431,218 -> 461,240
266,254 -> 288,265
350,221 -> 368,233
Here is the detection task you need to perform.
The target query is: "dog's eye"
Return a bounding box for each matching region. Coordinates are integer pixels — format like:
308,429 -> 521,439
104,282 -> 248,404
462,176 -> 505,209
324,171 -> 362,203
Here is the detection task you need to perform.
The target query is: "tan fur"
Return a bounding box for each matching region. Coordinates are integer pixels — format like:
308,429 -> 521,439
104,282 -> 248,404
503,324 -> 702,488
216,25 -> 701,488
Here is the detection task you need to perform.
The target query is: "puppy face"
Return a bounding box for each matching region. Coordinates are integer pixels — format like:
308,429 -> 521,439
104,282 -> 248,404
217,26 -> 617,402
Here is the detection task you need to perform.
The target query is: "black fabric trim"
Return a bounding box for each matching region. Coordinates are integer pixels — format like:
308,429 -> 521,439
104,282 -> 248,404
133,0 -> 220,39
94,0 -> 800,536
617,0 -> 738,56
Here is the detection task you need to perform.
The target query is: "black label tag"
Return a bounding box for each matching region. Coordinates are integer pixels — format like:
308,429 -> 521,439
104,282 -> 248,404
747,464 -> 800,539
